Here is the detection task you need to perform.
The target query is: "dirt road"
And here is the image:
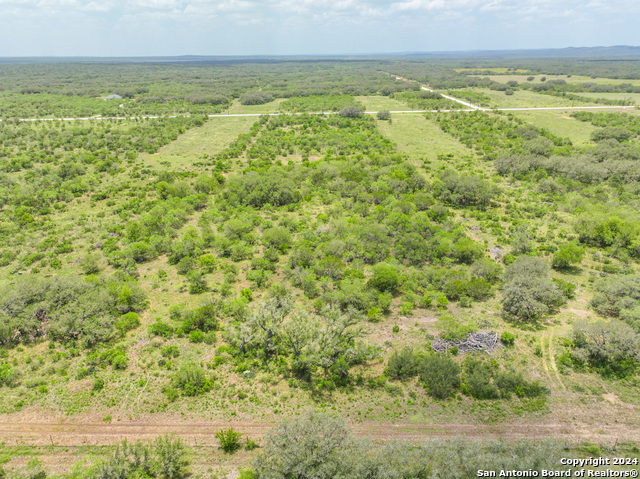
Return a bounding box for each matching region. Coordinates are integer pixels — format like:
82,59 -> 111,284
0,417 -> 634,447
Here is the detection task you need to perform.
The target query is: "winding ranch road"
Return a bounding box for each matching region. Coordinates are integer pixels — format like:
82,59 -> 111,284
0,72 -> 634,122
419,84 -> 484,110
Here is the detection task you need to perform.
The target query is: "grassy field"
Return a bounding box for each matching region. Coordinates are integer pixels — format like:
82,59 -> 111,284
375,114 -> 474,166
469,74 -> 640,86
457,68 -> 532,74
572,91 -> 640,104
227,98 -> 286,114
357,95 -> 421,111
463,88 -> 597,108
509,110 -> 598,146
137,116 -> 257,169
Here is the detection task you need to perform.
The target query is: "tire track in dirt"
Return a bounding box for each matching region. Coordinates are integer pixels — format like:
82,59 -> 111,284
540,331 -> 552,380
0,419 -> 636,447
547,329 -> 566,391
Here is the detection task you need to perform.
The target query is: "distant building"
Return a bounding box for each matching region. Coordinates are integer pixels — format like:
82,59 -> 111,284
105,94 -> 123,100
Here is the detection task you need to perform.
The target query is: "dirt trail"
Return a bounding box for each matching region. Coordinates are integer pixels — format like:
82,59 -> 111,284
0,418 -> 637,447
546,329 -> 567,391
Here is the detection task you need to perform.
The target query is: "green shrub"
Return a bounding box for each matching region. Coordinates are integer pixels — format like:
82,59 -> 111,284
435,293 -> 449,309
216,427 -> 243,453
99,349 -> 128,370
462,357 -> 545,399
241,288 -> 253,301
163,387 -> 179,402
494,371 -> 546,399
115,312 -> 141,335
245,437 -> 259,451
80,254 -> 101,275
590,274 -> 640,330
462,358 -> 499,399
385,347 -> 422,380
92,435 -> 189,479
552,243 -> 584,270
189,330 -> 205,343
172,363 -> 213,396
0,363 -> 20,387
153,435 -> 190,479
252,411 -> 361,478
438,315 -> 476,341
238,470 -> 255,479
419,354 -> 460,399
241,92 -> 273,105
203,331 -> 217,345
399,302 -> 414,316
500,331 -> 516,346
181,303 -> 220,333
339,105 -> 364,117
187,270 -> 207,294
367,307 -> 382,322
470,259 -> 503,283
419,293 -> 433,308
262,226 -> 292,252
368,263 -> 401,292
149,321 -> 174,339
199,254 -> 217,273
161,346 -> 180,358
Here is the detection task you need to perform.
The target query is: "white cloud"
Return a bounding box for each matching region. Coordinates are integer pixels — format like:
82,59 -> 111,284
0,0 -> 638,55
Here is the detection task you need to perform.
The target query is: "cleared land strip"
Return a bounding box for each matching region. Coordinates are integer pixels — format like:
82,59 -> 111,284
419,85 -> 484,110
0,104 -> 635,122
0,419 -> 635,447
389,71 -> 638,112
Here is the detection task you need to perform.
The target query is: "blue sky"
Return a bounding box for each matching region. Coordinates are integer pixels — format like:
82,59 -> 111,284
0,0 -> 637,56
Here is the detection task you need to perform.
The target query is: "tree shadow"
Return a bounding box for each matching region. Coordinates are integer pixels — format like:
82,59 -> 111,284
501,313 -> 546,332
554,266 -> 582,276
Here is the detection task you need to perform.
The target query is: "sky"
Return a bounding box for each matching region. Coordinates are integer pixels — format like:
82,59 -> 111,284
0,0 -> 638,56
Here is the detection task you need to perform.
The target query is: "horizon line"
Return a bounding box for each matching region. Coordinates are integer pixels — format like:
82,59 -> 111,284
1,45 -> 640,61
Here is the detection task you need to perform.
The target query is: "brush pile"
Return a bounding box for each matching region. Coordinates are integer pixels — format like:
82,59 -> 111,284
431,332 -> 502,354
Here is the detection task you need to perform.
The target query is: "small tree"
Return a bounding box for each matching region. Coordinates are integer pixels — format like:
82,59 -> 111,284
502,256 -> 563,321
240,91 -> 274,105
339,106 -> 364,118
552,243 -> 584,270
368,263 -> 401,292
80,253 -> 100,275
510,227 -> 533,255
153,435 -> 189,479
572,320 -> 640,376
114,312 -> 140,335
186,270 -> 207,294
385,347 -> 421,379
419,354 -> 460,399
252,411 -> 362,478
262,226 -> 292,252
376,110 -> 391,121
